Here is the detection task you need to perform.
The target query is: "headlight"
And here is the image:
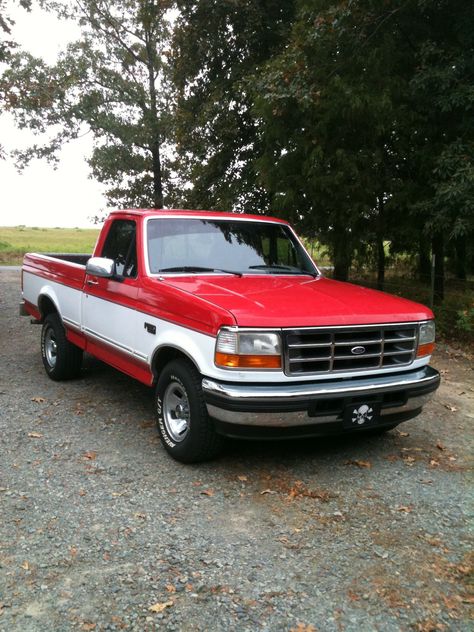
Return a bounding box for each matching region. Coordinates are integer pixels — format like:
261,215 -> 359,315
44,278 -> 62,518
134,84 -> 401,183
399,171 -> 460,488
417,320 -> 436,357
215,328 -> 282,369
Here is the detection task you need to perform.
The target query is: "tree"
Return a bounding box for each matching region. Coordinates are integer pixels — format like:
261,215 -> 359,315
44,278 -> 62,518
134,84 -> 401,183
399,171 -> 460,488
2,0 -> 173,208
0,0 -> 31,63
170,0 -> 295,212
0,0 -> 31,158
408,1 -> 474,301
249,1 -> 417,280
250,0 -> 473,286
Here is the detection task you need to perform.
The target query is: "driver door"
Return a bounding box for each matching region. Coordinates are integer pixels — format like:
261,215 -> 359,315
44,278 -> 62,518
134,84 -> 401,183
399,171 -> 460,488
82,219 -> 139,359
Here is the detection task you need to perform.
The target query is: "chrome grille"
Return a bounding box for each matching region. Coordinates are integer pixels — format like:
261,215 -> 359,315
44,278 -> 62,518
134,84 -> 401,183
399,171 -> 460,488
284,324 -> 418,375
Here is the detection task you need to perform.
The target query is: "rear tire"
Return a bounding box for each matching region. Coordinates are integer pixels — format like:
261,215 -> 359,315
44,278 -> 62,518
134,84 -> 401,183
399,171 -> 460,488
155,359 -> 224,463
41,313 -> 83,380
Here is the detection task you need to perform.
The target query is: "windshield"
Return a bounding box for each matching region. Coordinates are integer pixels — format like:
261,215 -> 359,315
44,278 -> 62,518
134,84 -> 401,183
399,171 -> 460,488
146,218 -> 317,276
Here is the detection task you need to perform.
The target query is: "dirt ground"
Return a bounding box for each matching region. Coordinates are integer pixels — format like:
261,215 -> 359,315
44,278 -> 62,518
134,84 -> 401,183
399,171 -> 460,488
0,268 -> 473,631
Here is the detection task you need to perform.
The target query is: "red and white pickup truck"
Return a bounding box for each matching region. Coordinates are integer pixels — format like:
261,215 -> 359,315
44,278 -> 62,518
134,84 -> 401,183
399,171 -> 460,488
21,209 -> 440,462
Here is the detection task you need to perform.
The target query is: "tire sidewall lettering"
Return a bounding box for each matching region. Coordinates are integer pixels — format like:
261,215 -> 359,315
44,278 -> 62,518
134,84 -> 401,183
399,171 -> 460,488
156,372 -> 189,449
41,324 -> 54,373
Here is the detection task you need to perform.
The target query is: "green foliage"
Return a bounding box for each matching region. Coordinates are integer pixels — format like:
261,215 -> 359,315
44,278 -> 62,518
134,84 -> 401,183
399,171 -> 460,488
171,0 -> 295,211
455,308 -> 474,334
0,0 -> 31,63
246,0 -> 474,280
0,0 -> 31,158
2,0 -> 174,208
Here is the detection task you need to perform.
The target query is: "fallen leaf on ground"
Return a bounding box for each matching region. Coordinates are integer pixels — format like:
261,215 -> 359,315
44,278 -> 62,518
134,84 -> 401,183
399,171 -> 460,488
200,489 -> 214,497
81,624 -> 96,631
83,451 -> 97,460
436,442 -> 445,451
21,561 -> 29,570
31,397 -> 45,403
260,489 -> 277,495
148,601 -> 174,613
396,505 -> 413,513
430,459 -> 440,467
347,590 -> 361,602
70,547 -> 78,558
443,403 -> 458,412
165,585 -> 176,593
28,432 -> 43,439
290,624 -> 317,632
414,620 -> 446,631
346,459 -> 371,469
397,430 -> 410,437
79,489 -> 86,497
237,475 -> 248,482
134,512 -> 146,520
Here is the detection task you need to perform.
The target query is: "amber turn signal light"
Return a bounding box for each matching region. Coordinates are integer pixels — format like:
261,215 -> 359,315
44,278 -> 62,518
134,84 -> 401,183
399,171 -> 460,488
215,352 -> 282,369
417,342 -> 435,357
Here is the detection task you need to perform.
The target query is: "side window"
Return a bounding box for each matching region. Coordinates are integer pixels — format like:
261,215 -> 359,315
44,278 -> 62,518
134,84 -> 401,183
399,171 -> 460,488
101,220 -> 137,278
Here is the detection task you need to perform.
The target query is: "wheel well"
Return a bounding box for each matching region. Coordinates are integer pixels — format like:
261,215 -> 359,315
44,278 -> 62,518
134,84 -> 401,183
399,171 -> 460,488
38,295 -> 58,321
152,346 -> 199,383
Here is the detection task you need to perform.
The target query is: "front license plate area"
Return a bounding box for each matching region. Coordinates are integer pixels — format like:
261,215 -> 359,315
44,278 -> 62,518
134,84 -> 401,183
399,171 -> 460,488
343,401 -> 382,430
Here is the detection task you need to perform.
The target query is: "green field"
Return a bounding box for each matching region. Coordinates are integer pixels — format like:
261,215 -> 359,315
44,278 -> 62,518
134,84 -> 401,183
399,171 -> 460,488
0,226 -> 100,265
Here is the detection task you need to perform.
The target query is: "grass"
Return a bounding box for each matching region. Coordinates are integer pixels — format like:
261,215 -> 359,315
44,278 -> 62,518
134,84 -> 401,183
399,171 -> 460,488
0,226 -> 100,265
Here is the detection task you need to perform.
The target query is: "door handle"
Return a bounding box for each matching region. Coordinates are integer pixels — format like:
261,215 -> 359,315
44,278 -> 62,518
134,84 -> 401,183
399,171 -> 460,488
87,279 -> 99,286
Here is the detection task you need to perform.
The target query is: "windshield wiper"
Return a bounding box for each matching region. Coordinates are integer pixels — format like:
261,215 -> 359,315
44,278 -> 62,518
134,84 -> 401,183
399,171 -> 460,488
158,266 -> 242,277
248,264 -> 319,277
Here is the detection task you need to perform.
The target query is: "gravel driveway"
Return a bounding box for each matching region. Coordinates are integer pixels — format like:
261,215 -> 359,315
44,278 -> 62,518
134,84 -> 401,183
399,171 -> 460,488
0,269 -> 472,631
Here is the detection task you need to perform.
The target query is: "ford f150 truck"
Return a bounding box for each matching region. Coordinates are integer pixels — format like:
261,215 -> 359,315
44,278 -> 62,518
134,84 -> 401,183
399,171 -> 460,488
20,209 -> 440,462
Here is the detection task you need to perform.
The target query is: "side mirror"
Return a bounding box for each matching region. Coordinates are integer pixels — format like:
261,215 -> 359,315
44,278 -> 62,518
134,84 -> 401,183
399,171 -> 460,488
86,257 -> 115,278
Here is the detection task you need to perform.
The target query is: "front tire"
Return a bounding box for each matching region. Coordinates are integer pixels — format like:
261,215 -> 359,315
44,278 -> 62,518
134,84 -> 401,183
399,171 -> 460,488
155,359 -> 224,463
41,313 -> 83,380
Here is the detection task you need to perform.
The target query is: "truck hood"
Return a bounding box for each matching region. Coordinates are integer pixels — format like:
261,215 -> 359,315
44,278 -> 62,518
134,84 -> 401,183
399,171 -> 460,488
162,275 -> 432,327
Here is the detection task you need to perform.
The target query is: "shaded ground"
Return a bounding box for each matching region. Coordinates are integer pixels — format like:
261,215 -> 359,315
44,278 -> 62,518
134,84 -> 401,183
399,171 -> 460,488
0,269 -> 472,631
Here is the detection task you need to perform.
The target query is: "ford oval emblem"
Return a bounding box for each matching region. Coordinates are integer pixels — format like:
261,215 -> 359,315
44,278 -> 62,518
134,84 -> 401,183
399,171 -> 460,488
351,345 -> 366,355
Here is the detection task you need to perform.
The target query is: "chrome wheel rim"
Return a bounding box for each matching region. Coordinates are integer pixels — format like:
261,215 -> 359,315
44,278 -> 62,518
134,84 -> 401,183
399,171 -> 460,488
44,327 -> 58,368
163,381 -> 190,442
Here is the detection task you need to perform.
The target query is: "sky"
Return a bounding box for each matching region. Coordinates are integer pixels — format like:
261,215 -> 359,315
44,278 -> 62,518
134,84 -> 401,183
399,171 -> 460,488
0,4 -> 107,228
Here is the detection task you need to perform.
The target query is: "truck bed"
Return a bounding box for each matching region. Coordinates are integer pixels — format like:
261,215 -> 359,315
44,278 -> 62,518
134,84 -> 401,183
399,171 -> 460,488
35,253 -> 91,266
22,252 -> 90,297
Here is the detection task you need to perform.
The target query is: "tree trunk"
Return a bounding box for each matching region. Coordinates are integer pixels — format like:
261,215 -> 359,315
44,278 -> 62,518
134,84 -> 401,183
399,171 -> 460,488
418,233 -> 431,282
332,236 -> 351,281
432,232 -> 444,305
376,195 -> 385,291
455,235 -> 466,281
151,141 -> 163,209
145,28 -> 164,209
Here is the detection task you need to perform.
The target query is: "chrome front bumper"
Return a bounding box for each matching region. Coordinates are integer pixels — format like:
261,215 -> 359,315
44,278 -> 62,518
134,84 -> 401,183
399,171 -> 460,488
202,365 -> 440,428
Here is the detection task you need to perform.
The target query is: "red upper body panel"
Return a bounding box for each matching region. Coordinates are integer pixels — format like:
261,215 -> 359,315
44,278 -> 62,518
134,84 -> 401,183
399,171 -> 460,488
160,274 -> 433,328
